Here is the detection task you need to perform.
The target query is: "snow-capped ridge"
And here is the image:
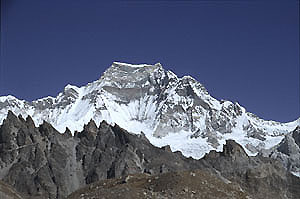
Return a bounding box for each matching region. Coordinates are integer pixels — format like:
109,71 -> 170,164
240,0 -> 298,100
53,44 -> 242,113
112,61 -> 153,68
64,84 -> 80,91
0,62 -> 299,161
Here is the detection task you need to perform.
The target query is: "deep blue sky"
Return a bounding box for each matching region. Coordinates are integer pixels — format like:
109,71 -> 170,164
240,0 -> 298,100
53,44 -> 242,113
0,0 -> 299,122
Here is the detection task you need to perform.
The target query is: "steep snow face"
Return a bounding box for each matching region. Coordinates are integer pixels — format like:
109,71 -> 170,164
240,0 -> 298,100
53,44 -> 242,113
0,62 -> 299,159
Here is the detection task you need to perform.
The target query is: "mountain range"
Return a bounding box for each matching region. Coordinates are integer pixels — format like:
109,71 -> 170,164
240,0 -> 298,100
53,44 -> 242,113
0,62 -> 299,198
0,62 -> 299,171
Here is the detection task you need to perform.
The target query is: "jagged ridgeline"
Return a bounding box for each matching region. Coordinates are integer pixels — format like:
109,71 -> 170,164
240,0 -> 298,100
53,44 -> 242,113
0,62 -> 299,198
0,112 -> 299,199
0,62 -> 298,160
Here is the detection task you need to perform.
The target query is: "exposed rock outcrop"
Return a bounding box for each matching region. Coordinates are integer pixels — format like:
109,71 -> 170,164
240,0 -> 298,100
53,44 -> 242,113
0,112 -> 299,199
269,126 -> 300,177
0,112 -> 204,198
0,180 -> 24,199
203,139 -> 300,199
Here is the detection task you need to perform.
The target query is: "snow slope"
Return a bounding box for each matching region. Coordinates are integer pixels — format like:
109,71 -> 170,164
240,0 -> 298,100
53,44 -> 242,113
0,62 -> 299,159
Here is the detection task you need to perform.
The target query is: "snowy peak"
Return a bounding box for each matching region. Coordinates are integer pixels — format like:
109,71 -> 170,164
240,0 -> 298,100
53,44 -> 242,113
100,61 -> 174,90
112,61 -> 154,68
0,62 -> 299,160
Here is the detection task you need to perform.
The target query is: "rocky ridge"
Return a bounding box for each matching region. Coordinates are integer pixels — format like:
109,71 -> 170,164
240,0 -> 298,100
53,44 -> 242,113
0,112 -> 299,199
267,126 -> 300,177
0,111 -> 204,198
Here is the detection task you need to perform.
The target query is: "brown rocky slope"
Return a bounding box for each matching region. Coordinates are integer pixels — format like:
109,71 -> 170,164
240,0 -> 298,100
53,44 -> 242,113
67,170 -> 248,199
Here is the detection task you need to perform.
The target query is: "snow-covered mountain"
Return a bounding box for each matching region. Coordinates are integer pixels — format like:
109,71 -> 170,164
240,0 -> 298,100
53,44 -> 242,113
0,62 -> 299,159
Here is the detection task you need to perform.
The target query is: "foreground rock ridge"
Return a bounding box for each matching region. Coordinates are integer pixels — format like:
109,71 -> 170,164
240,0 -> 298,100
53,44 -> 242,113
0,112 -> 299,199
0,62 -> 299,161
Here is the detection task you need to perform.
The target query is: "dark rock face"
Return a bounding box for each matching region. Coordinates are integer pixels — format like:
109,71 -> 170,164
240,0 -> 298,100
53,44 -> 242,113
74,120 -> 205,186
0,111 -> 78,199
0,112 -> 203,198
0,180 -> 24,199
292,126 -> 300,148
269,126 -> 300,179
0,112 -> 299,199
202,139 -> 300,199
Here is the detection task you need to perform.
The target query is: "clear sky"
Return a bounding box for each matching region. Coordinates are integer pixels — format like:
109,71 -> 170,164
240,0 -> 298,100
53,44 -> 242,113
0,0 -> 299,122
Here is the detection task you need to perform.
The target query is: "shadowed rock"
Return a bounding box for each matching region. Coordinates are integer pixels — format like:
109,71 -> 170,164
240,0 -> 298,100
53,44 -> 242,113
0,111 -> 299,199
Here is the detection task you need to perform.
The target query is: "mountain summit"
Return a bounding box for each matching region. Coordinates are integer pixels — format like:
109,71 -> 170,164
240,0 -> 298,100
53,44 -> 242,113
0,62 -> 298,161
